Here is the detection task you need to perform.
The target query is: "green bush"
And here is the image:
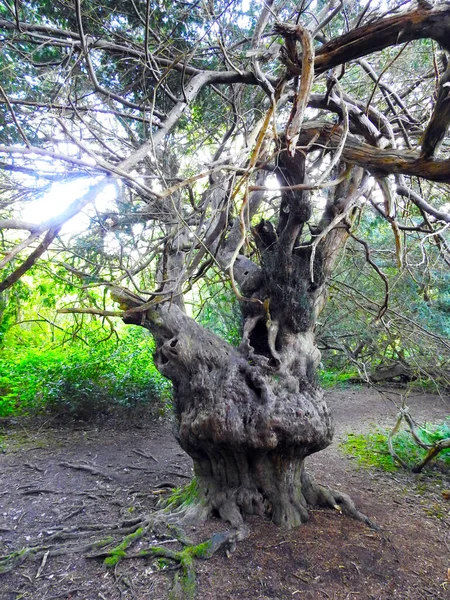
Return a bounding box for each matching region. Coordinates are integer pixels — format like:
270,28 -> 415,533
0,328 -> 172,420
196,280 -> 241,347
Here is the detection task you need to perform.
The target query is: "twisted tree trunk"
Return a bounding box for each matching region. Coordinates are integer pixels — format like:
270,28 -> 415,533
117,150 -> 369,530
150,303 -> 332,529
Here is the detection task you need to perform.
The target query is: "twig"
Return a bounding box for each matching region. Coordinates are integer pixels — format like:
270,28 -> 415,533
62,504 -> 86,522
20,489 -> 58,495
412,437 -> 450,473
387,407 -> 409,469
46,590 -> 81,599
59,461 -> 114,481
125,465 -> 149,471
35,550 -> 49,578
131,449 -> 158,463
24,462 -> 45,473
165,471 -> 191,480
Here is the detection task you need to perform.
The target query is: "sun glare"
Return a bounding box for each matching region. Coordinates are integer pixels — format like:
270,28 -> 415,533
25,178 -> 118,235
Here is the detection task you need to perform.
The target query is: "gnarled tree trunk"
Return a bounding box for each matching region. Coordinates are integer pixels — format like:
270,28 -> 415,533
120,153 -> 368,530
151,302 -> 332,529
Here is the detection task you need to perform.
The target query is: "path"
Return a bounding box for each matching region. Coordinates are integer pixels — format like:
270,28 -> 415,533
0,387 -> 449,599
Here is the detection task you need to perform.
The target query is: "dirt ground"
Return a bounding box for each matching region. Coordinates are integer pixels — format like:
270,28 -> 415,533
0,386 -> 449,600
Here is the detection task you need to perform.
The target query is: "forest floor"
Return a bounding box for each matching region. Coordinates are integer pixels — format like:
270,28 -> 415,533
0,386 -> 449,600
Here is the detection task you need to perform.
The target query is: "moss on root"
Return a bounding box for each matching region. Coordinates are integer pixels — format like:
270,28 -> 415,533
103,527 -> 145,568
151,538 -> 227,600
0,547 -> 36,574
99,528 -> 239,600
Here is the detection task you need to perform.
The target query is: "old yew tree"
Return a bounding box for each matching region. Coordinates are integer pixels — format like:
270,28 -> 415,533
1,0 -> 450,544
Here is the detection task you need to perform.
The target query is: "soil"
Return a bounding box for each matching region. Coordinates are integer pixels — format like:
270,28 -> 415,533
0,386 -> 449,600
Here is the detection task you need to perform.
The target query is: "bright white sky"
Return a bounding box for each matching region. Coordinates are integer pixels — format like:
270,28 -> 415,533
25,177 -> 118,235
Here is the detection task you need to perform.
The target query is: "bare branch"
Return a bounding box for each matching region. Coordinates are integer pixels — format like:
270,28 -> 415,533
396,185 -> 450,223
0,228 -> 59,293
296,122 -> 450,183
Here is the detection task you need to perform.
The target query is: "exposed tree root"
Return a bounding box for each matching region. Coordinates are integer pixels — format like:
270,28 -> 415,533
92,529 -> 242,600
159,469 -> 379,533
0,537 -> 114,575
300,469 -> 380,530
0,473 -> 377,599
0,507 -> 244,600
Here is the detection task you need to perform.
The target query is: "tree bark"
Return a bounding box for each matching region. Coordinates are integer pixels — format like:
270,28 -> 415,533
144,300 -> 333,529
120,256 -> 348,529
296,122 -> 450,183
112,151 -> 370,530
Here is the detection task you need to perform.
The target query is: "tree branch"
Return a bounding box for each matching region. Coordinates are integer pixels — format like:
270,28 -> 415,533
396,185 -> 450,223
313,4 -> 450,74
296,122 -> 450,184
0,228 -> 59,293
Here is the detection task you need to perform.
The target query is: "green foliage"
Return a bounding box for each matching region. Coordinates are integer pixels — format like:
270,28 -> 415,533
196,279 -> 242,347
0,328 -> 172,420
341,420 -> 450,471
163,478 -> 199,510
319,369 -> 357,389
0,282 -> 32,346
318,209 -> 450,388
341,431 -> 398,471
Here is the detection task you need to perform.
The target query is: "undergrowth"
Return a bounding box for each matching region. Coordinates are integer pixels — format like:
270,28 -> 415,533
319,369 -> 357,389
0,328 -> 172,420
341,419 -> 450,471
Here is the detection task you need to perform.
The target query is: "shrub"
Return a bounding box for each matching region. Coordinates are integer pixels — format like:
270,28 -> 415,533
0,328 -> 172,420
319,369 -> 358,389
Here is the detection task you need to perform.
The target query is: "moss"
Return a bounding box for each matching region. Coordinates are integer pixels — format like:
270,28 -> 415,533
170,565 -> 196,600
102,527 -> 144,568
0,546 -> 40,574
98,522 -> 227,599
424,504 -> 447,519
340,421 -> 450,472
103,550 -> 126,567
146,545 -> 177,558
171,548 -> 199,600
155,557 -> 172,570
94,536 -> 114,547
187,540 -> 214,559
415,481 -> 428,496
140,537 -> 223,599
0,547 -> 28,562
340,431 -> 398,471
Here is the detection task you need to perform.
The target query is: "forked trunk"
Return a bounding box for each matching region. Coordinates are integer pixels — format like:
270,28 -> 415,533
119,157 -> 368,530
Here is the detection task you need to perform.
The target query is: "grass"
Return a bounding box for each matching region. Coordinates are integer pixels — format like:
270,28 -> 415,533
163,478 -> 199,510
341,419 -> 450,471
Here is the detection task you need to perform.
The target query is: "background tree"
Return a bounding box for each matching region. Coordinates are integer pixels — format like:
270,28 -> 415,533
0,0 -> 450,533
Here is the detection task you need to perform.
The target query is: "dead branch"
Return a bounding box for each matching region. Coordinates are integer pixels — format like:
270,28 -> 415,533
412,437 -> 450,473
130,448 -> 158,462
58,461 -> 114,481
